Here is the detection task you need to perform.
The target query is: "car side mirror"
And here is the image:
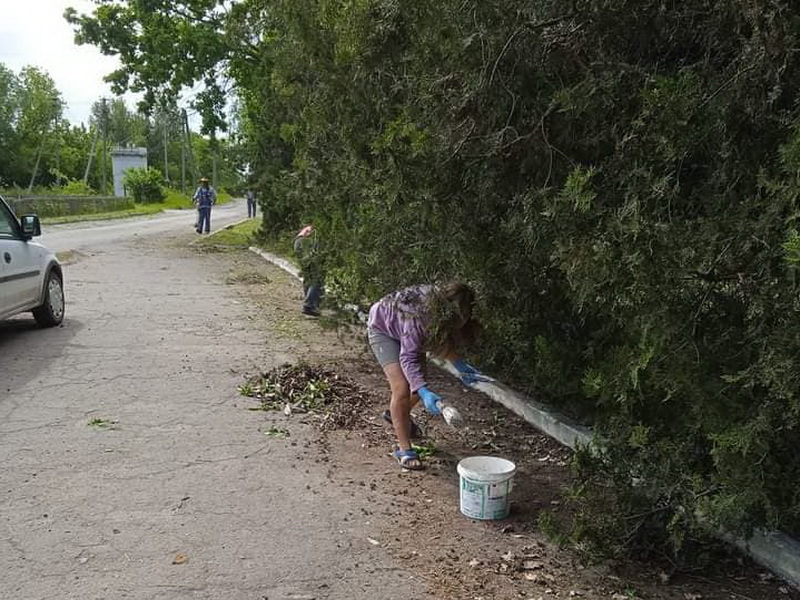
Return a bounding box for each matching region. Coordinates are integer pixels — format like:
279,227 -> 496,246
19,214 -> 41,238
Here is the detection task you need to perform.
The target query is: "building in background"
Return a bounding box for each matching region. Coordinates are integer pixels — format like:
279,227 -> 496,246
110,148 -> 148,197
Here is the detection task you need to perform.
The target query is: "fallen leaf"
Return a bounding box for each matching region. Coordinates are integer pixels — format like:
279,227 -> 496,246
172,553 -> 189,565
367,537 -> 380,546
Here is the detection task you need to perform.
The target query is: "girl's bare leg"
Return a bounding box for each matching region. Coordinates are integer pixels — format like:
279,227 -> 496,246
383,362 -> 421,468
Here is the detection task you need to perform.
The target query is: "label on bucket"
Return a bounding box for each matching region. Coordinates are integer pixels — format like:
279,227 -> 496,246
460,477 -> 512,520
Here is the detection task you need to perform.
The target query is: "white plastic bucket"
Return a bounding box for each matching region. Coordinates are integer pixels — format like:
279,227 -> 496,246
457,456 -> 516,520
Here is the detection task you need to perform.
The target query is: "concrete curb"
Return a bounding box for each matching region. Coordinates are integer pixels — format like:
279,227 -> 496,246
247,245 -> 800,590
728,532 -> 800,589
431,358 -> 592,450
249,246 -> 300,280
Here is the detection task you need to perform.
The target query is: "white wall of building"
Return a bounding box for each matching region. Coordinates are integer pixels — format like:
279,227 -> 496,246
111,148 -> 148,197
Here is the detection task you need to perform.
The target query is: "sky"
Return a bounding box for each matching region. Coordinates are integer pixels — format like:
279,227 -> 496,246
0,0 -> 140,127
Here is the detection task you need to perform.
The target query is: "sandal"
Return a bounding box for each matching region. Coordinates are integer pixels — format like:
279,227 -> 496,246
393,448 -> 424,470
383,409 -> 424,439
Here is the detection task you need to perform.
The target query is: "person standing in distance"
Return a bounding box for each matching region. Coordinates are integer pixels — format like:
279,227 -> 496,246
193,177 -> 217,234
246,189 -> 257,218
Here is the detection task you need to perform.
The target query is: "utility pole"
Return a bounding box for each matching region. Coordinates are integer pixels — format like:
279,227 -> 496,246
83,126 -> 99,184
181,121 -> 186,195
27,136 -> 46,193
211,132 -> 218,188
182,109 -> 197,185
28,96 -> 59,192
101,97 -> 108,195
54,114 -> 61,179
163,111 -> 169,184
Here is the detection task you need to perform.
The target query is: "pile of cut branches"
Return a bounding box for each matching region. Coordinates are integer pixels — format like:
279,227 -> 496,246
238,364 -> 376,431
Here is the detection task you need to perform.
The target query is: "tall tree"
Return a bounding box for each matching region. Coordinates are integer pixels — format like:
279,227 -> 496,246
65,0 -> 246,136
14,67 -> 63,189
103,97 -> 148,147
0,64 -> 20,185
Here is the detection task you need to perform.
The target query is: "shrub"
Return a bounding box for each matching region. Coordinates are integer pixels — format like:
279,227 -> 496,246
59,179 -> 96,196
123,167 -> 166,203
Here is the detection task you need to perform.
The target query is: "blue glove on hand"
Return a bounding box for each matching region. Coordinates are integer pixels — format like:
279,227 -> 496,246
453,358 -> 489,385
417,387 -> 442,415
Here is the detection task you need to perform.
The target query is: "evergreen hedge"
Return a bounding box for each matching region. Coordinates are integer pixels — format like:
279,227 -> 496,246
240,0 -> 800,558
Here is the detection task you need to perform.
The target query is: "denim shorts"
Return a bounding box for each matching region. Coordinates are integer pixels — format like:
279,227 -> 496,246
367,327 -> 400,367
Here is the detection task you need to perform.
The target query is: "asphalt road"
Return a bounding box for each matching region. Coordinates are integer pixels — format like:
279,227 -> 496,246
0,201 -> 431,600
38,201 -> 247,254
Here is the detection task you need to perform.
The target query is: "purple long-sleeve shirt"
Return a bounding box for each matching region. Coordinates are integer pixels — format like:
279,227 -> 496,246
367,285 -> 433,393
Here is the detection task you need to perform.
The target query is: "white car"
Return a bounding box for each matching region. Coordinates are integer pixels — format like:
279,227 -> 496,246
0,195 -> 64,327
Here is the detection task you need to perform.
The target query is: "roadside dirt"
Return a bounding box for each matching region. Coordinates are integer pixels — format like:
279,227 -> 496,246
208,242 -> 799,600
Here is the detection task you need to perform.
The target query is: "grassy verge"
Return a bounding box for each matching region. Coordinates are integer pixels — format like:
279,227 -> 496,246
197,220 -> 303,272
253,231 -> 299,267
197,218 -> 262,248
40,190 -> 234,224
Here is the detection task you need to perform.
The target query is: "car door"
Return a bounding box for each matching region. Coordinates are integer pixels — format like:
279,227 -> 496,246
0,201 -> 42,313
0,235 -> 9,318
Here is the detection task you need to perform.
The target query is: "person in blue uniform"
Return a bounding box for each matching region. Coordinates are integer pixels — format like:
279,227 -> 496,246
192,177 -> 217,234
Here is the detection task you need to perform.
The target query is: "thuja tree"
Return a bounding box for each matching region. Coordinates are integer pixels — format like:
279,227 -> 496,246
70,0 -> 800,559
254,1 -> 800,557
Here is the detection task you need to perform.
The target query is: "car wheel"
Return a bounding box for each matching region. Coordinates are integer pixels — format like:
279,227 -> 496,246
32,270 -> 65,327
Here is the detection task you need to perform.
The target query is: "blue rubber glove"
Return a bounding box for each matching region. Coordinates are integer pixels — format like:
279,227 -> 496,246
417,386 -> 442,415
453,358 -> 489,385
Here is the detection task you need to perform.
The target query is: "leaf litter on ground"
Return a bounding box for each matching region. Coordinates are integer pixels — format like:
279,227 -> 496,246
239,363 -> 376,431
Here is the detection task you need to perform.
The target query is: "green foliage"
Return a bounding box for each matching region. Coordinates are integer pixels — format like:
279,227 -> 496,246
783,230 -> 800,266
0,64 -> 64,188
241,0 -> 800,559
70,0 -> 800,565
59,179 -> 96,196
162,188 -> 192,207
123,167 -> 166,203
65,0 -> 233,135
